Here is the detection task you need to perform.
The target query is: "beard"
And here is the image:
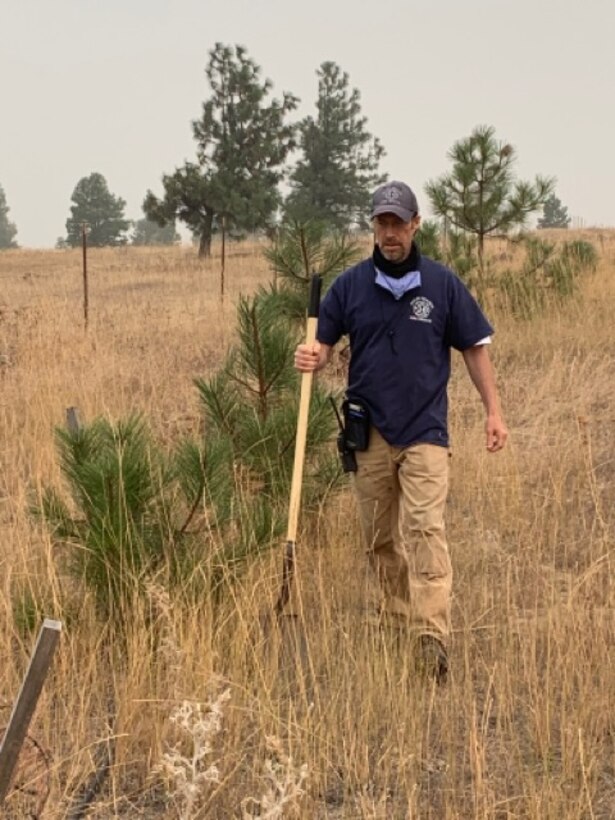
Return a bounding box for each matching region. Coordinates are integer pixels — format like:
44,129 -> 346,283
380,244 -> 406,262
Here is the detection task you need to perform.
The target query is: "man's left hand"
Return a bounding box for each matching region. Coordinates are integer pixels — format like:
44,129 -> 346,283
486,413 -> 508,452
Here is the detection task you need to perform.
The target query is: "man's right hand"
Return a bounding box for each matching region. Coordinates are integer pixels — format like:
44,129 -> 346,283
294,342 -> 330,373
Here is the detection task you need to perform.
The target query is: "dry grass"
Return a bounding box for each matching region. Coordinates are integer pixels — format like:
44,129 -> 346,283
0,232 -> 614,818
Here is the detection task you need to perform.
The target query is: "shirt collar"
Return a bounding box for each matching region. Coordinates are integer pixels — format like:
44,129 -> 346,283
374,267 -> 421,300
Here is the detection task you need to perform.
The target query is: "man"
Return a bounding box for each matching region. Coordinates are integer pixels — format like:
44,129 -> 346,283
294,181 -> 508,683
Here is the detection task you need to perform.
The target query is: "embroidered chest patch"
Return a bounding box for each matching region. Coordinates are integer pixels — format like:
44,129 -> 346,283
409,296 -> 435,323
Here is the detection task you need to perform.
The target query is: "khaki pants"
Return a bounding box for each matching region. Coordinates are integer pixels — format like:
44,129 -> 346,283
353,428 -> 452,644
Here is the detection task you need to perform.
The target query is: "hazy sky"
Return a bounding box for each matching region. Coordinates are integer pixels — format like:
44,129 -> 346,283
2,0 -> 614,247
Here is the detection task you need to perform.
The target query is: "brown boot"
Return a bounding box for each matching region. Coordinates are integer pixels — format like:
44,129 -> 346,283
416,635 -> 448,685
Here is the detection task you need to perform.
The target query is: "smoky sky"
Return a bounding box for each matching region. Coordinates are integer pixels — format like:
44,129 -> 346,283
1,0 -> 613,247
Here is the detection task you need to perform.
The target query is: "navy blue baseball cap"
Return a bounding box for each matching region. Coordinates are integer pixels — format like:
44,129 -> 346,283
371,181 -> 419,221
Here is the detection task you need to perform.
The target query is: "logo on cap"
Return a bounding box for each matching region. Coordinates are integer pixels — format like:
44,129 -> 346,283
383,186 -> 402,203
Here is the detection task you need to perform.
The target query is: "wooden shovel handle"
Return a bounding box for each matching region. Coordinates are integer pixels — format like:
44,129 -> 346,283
285,316 -> 317,542
286,275 -> 321,542
275,275 -> 322,616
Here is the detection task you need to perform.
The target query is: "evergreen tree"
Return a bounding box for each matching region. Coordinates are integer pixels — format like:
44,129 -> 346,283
145,43 -> 297,258
537,194 -> 571,229
285,62 -> 385,229
264,219 -> 361,319
0,184 -> 18,248
425,125 -> 554,265
40,416 -> 174,616
417,220 -> 480,289
40,289 -> 341,616
500,237 -> 597,317
132,216 -> 180,246
145,164 -> 213,257
65,173 -> 131,247
194,287 -> 338,546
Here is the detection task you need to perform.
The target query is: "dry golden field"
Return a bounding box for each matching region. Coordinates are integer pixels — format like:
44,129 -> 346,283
0,232 -> 614,818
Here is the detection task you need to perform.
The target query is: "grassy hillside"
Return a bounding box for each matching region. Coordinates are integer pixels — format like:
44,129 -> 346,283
0,232 -> 613,818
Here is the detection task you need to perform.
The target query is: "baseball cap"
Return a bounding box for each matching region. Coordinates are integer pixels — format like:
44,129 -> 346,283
371,181 -> 419,222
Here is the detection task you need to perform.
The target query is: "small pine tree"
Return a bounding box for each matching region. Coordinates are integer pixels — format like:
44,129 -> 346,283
194,287 -> 340,580
264,219 -> 361,319
417,220 -> 480,290
537,194 -> 571,229
39,290 -> 342,616
39,416 -> 175,617
500,237 -> 597,318
426,125 -> 554,267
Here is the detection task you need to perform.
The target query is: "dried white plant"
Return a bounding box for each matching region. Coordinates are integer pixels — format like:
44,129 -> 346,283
242,735 -> 308,820
145,580 -> 184,684
156,688 -> 231,819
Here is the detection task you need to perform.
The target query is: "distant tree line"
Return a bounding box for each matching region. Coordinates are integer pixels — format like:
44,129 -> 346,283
0,184 -> 18,248
49,46 -> 387,254
1,42 -> 570,253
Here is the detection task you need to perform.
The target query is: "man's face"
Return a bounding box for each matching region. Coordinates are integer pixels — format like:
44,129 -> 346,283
373,212 -> 421,262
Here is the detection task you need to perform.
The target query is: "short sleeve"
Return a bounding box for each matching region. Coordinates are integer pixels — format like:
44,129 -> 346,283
446,274 -> 494,351
317,278 -> 347,346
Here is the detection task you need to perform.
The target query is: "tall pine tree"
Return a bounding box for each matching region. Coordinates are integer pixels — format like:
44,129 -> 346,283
145,43 -> 297,257
65,173 -> 131,247
285,61 -> 386,230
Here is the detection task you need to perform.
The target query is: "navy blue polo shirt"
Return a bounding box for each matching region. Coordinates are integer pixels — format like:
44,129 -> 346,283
317,255 -> 494,448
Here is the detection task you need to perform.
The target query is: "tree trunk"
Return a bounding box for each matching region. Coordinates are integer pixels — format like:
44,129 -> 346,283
476,231 -> 487,299
477,232 -> 485,272
198,234 -> 210,258
220,215 -> 226,300
198,211 -> 214,258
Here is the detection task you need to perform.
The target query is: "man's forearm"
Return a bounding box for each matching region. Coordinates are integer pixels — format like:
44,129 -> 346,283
461,345 -> 501,414
462,345 -> 508,451
315,341 -> 333,371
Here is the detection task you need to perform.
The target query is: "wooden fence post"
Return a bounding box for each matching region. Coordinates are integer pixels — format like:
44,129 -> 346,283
0,619 -> 62,806
66,406 -> 82,434
81,221 -> 89,331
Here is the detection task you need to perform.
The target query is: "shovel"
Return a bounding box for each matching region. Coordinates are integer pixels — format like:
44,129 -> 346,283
275,272 -> 322,617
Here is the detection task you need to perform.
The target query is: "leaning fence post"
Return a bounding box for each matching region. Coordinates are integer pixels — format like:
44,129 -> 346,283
66,406 -> 82,434
0,619 -> 62,806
